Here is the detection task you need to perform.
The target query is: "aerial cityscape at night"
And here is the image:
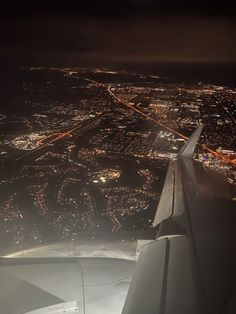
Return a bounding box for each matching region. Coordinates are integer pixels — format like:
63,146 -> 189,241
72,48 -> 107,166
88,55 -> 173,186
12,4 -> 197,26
0,0 -> 235,313
0,67 -> 235,252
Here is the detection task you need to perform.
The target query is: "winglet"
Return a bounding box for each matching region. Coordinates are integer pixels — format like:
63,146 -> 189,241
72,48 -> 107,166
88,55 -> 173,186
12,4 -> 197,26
179,124 -> 203,158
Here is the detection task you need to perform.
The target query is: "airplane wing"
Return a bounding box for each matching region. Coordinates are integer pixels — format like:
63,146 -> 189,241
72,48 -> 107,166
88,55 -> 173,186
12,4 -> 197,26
153,124 -> 203,228
122,125 -> 206,314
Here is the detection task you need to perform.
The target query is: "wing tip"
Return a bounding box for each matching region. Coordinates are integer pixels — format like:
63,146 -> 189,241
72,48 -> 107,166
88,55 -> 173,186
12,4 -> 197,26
180,124 -> 204,158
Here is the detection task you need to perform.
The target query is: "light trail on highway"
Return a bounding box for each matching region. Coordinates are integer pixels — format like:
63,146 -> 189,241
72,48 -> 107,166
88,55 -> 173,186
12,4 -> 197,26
15,110 -> 106,161
15,76 -> 236,167
103,81 -> 236,167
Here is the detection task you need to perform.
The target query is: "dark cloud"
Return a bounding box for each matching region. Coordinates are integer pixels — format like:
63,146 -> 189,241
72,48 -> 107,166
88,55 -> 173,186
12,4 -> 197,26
1,15 -> 235,66
0,1 -> 235,67
1,0 -> 236,18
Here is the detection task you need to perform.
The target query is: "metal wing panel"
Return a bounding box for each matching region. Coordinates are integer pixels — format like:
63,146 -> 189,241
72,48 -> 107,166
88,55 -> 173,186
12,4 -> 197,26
153,125 -> 203,227
173,160 -> 185,217
121,239 -> 169,314
122,236 -> 200,314
165,236 -> 201,314
153,160 -> 185,227
153,161 -> 176,227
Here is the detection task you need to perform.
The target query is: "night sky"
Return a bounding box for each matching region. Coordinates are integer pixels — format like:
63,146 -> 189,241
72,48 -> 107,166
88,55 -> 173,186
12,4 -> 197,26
0,0 -> 235,67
